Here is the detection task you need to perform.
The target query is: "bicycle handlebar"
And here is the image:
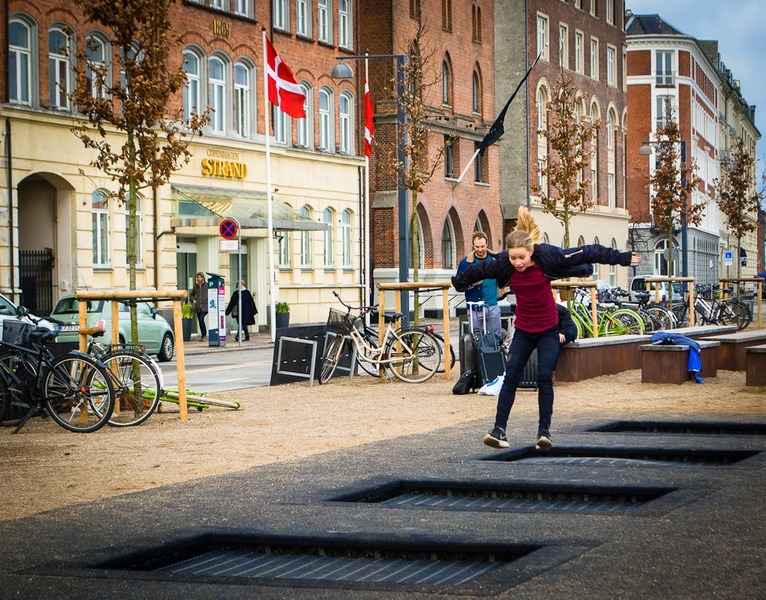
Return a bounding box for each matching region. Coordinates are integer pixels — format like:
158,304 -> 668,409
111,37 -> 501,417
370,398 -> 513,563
332,290 -> 379,314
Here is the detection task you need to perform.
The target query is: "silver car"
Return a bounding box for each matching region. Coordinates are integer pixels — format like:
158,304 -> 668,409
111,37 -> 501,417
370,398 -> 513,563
50,295 -> 175,362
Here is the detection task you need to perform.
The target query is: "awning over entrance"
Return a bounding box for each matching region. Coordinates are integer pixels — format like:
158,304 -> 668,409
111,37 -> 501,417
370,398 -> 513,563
171,184 -> 328,231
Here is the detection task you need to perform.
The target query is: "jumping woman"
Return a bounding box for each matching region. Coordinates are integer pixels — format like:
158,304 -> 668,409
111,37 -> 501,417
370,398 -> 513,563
452,207 -> 640,450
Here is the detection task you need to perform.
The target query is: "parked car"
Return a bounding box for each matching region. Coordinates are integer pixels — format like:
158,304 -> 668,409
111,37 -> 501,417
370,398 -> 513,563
629,277 -> 683,303
0,293 -> 54,341
50,295 -> 175,362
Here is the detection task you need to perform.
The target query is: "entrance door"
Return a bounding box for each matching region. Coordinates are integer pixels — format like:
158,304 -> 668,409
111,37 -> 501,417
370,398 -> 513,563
20,248 -> 54,315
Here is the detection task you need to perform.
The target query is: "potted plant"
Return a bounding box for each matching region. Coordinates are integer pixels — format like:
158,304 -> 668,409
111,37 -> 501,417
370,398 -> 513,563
275,301 -> 290,329
181,301 -> 194,342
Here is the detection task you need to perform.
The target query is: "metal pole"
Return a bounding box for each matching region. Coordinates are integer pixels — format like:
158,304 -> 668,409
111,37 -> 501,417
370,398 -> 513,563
237,223 -> 242,346
396,55 -> 410,326
680,140 -> 688,278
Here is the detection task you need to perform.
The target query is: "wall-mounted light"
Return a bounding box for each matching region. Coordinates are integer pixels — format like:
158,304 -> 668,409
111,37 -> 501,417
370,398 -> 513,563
331,61 -> 354,79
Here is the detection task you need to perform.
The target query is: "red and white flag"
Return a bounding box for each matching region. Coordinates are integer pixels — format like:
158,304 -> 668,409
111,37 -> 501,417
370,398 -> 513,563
364,78 -> 374,157
265,37 -> 306,119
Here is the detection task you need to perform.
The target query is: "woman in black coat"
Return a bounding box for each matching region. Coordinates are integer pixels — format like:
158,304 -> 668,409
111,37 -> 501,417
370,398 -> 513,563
225,280 -> 258,341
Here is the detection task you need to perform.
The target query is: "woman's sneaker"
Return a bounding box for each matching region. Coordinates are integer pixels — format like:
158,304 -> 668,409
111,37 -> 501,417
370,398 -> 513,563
483,427 -> 510,449
535,430 -> 552,451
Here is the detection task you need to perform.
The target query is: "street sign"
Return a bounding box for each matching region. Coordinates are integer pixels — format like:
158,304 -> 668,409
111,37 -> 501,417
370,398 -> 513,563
724,250 -> 733,266
220,239 -> 239,251
219,218 -> 239,240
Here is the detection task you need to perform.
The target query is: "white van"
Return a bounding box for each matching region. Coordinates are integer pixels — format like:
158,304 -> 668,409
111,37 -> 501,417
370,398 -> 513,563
629,277 -> 683,302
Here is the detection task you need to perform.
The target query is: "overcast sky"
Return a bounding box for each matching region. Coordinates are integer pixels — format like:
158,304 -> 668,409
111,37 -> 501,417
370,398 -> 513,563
626,0 -> 766,179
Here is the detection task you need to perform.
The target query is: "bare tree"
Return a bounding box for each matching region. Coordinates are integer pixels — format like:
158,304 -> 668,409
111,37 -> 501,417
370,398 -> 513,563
715,137 -> 763,278
69,0 -> 208,342
533,73 -> 599,248
645,113 -> 704,277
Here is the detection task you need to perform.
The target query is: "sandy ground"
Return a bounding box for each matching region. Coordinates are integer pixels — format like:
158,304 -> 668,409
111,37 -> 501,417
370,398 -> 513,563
1,368 -> 764,522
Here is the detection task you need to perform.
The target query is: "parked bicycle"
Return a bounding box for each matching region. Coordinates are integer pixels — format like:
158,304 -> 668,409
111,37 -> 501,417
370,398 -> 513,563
671,284 -> 751,330
602,287 -> 677,331
319,291 -> 442,384
0,310 -> 116,433
567,287 -> 645,338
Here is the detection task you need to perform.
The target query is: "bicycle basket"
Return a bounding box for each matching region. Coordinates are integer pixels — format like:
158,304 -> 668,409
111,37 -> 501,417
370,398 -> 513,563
326,308 -> 355,335
2,320 -> 34,346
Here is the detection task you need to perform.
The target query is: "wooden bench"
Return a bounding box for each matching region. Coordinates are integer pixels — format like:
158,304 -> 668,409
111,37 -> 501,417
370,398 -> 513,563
640,340 -> 720,384
556,334 -> 651,382
703,330 -> 766,371
668,325 -> 738,338
745,344 -> 766,387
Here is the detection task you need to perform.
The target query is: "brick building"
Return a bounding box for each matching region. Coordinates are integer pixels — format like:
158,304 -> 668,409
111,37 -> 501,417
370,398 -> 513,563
495,0 -> 631,288
1,0 -> 368,328
625,13 -> 761,286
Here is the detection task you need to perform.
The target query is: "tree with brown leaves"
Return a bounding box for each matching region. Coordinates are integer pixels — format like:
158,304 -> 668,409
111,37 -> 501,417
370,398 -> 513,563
69,0 -> 208,343
715,137 -> 763,278
533,73 -> 599,248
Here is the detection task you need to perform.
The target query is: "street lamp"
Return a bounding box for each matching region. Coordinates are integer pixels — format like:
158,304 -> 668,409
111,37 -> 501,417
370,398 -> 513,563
640,138 -> 689,278
332,52 -> 410,325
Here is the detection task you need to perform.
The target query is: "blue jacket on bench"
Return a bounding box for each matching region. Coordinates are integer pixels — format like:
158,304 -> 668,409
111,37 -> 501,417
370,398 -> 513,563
651,332 -> 703,383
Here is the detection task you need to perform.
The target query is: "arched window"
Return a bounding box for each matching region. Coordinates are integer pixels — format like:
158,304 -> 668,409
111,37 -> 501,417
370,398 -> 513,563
536,84 -> 549,192
323,208 -> 335,267
442,0 -> 452,30
654,238 -> 678,276
339,91 -> 354,154
208,56 -> 227,134
341,209 -> 353,267
441,58 -> 452,106
86,33 -> 109,99
590,102 -> 600,202
49,27 -> 72,109
300,206 -> 313,267
472,68 -> 482,114
9,19 -> 33,104
297,82 -> 314,148
318,87 -> 333,151
607,108 -> 617,207
609,238 -> 618,286
182,49 -> 202,118
92,190 -> 110,267
234,61 -> 253,138
441,218 -> 455,269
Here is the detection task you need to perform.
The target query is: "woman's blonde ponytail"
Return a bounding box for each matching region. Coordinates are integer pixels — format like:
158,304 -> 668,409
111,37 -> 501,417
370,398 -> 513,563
505,206 -> 541,250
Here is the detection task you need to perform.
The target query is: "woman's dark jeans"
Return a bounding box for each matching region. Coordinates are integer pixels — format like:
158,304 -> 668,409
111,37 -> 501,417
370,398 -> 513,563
494,327 -> 560,433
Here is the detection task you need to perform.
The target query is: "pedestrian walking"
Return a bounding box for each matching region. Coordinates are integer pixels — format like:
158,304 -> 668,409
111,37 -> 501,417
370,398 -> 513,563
225,280 -> 258,341
452,207 -> 640,451
189,272 -> 208,341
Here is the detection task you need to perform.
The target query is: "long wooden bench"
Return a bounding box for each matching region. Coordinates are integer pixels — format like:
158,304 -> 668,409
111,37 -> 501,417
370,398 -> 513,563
640,340 -> 720,384
745,344 -> 766,387
702,330 -> 766,371
555,334 -> 651,382
667,325 -> 738,338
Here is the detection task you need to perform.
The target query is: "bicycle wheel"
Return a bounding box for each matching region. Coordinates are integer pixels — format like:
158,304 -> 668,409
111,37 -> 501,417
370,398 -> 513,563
385,329 -> 441,383
319,334 -> 345,384
101,351 -> 162,427
435,338 -> 456,374
719,301 -> 750,330
644,306 -> 677,330
603,309 -> 644,336
355,329 -> 382,377
42,355 -> 115,433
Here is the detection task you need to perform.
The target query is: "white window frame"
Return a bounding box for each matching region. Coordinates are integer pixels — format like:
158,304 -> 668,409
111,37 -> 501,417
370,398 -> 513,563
297,82 -> 313,148
606,45 -> 616,86
183,49 -> 202,118
339,91 -> 354,154
278,230 -> 291,267
606,0 -> 614,25
235,0 -> 251,18
49,27 -> 71,110
656,50 -> 674,85
9,19 -> 33,105
85,34 -> 109,100
323,208 -> 334,268
559,24 -> 568,70
234,61 -> 252,138
273,0 -> 289,31
575,31 -> 584,74
296,0 -> 312,37
300,206 -> 313,268
318,87 -> 333,151
590,37 -> 599,80
341,209 -> 353,268
208,55 -> 227,134
92,190 -> 110,267
272,105 -> 289,144
537,14 -> 549,61
318,0 -> 332,44
338,0 -> 352,50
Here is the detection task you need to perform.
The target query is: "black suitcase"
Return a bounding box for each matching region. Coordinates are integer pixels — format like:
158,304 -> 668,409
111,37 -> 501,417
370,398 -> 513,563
459,332 -> 476,371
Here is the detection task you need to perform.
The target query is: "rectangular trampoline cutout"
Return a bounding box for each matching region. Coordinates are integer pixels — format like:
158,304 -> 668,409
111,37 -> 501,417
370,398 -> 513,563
484,446 -> 759,467
333,480 -> 675,514
96,533 -> 566,593
588,421 -> 766,436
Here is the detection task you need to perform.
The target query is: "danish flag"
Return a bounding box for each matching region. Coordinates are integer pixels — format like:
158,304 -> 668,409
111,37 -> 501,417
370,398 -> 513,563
364,78 -> 374,157
265,38 -> 306,119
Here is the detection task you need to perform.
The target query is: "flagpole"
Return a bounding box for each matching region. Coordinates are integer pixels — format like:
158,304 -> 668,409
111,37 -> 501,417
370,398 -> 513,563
363,54 -> 371,309
263,29 -> 278,343
454,148 -> 480,185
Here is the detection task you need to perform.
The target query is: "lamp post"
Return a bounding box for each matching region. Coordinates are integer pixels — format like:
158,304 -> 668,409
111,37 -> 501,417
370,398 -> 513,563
332,53 -> 410,325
